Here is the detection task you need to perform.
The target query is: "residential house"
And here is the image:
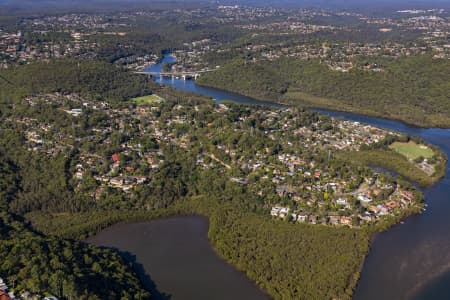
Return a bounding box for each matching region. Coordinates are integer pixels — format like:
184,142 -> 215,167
340,216 -> 353,226
297,213 -> 308,222
358,193 -> 372,204
0,278 -> 7,291
0,291 -> 11,300
308,215 -> 318,224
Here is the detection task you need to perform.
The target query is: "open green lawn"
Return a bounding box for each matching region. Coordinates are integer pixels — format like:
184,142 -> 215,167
389,141 -> 434,160
131,94 -> 164,106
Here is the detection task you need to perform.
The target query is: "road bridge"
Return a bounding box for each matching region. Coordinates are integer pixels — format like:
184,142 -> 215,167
134,69 -> 215,80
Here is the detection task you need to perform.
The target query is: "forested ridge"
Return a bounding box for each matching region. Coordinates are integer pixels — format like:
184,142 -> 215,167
0,212 -> 150,299
0,59 -> 155,103
198,55 -> 450,127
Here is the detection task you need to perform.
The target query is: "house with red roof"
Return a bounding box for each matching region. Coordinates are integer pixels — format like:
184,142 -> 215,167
112,153 -> 120,163
0,290 -> 11,300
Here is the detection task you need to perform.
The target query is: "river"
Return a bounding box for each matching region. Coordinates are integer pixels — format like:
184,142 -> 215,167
87,216 -> 270,300
91,54 -> 450,299
316,111 -> 450,300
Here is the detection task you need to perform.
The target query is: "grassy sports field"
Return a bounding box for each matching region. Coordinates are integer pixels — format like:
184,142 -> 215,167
131,94 -> 164,105
389,141 -> 434,160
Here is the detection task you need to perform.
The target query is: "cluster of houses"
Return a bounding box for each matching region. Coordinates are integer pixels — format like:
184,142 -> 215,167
0,29 -> 97,69
270,185 -> 416,227
1,6 -> 448,71
295,119 -> 391,151
238,21 -> 339,34
0,31 -> 22,69
271,206 -> 353,226
245,5 -> 450,65
0,278 -> 57,300
0,12 -> 156,69
9,94 -> 166,199
235,31 -> 449,73
170,42 -> 222,74
227,7 -> 449,71
163,103 -> 421,227
9,92 -> 423,220
418,159 -> 435,175
72,147 -> 163,197
7,117 -> 66,155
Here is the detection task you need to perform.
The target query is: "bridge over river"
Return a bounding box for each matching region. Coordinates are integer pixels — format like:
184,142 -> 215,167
135,69 -> 215,80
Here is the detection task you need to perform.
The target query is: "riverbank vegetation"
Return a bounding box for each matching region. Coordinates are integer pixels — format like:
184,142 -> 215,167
27,197 -> 370,300
337,150 -> 442,187
209,209 -> 368,300
344,149 -> 422,179
198,55 -> 450,128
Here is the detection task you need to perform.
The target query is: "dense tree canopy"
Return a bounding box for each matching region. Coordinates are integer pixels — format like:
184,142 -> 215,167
198,55 -> 450,127
0,213 -> 150,299
0,59 -> 155,103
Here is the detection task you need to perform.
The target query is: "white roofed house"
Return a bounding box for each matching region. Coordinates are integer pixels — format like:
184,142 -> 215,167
64,108 -> 83,117
358,193 -> 372,205
297,213 -> 308,223
336,198 -> 348,206
278,207 -> 290,218
270,206 -> 281,217
270,206 -> 290,218
109,177 -> 124,187
308,215 -> 318,224
291,213 -> 298,221
0,278 -> 7,291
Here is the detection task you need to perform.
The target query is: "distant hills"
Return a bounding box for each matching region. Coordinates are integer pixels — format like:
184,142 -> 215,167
1,0 -> 449,14
0,0 -> 209,14
225,0 -> 450,14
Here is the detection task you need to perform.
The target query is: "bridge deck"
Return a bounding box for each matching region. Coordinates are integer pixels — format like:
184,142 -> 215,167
134,69 -> 215,76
